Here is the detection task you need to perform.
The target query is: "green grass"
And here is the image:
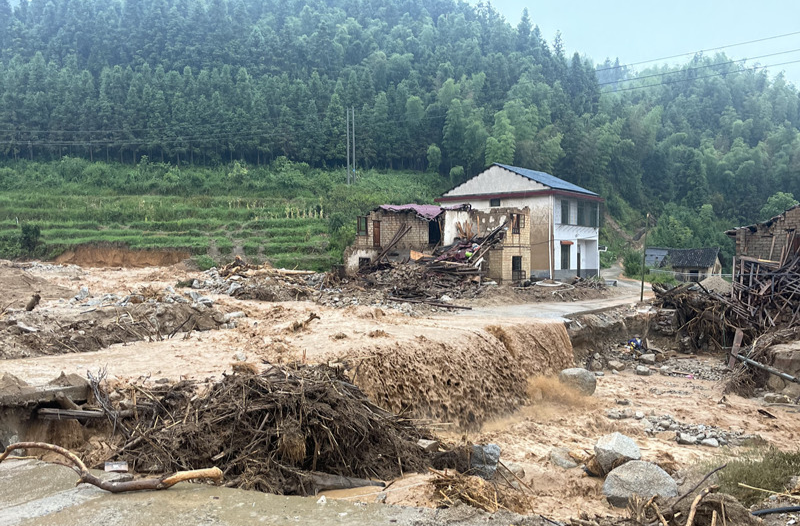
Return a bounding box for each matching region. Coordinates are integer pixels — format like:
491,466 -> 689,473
705,447 -> 800,506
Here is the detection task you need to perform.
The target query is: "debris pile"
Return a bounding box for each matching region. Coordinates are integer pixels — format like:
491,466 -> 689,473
106,365 -> 430,495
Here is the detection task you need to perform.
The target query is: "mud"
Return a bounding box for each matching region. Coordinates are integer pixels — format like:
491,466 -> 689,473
0,302 -> 226,359
0,264 -> 74,310
344,320 -> 573,429
54,246 -> 191,268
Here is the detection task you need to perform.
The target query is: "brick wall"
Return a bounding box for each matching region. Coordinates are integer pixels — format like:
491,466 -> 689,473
736,207 -> 800,261
353,210 -> 435,250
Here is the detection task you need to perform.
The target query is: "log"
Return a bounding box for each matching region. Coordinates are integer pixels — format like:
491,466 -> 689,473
732,353 -> 800,384
37,408 -> 135,421
0,442 -> 222,493
307,471 -> 385,492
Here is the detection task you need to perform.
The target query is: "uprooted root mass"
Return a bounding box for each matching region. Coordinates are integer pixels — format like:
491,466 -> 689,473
111,365 -> 430,495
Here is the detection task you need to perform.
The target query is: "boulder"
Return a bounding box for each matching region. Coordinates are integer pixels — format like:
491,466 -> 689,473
594,432 -> 641,473
607,360 -> 626,371
640,353 -> 656,365
558,368 -> 597,396
677,433 -> 697,445
635,366 -> 652,376
603,461 -> 678,507
549,447 -> 578,469
470,443 -> 501,480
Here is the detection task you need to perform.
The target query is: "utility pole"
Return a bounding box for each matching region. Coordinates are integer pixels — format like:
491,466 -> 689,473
351,107 -> 356,183
344,109 -> 350,185
640,213 -> 649,302
346,108 -> 351,185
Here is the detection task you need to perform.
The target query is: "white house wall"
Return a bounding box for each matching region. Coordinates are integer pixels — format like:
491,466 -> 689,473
442,210 -> 474,245
443,165 -> 548,196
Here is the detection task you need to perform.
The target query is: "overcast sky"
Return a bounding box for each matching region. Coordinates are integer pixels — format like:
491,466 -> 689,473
479,0 -> 800,85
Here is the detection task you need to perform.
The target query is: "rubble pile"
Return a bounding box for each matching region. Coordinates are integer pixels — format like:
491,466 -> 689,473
0,284 -> 234,359
107,364 -> 430,495
605,410 -> 756,447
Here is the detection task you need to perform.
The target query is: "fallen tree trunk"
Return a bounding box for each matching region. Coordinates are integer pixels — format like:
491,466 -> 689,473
0,442 -> 222,493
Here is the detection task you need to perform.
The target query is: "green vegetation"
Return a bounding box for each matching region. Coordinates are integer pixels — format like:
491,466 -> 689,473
707,447 -> 800,506
0,158 -> 446,268
2,0 -> 800,268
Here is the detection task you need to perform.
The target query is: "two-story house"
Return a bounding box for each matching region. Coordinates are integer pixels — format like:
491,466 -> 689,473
435,163 -> 603,279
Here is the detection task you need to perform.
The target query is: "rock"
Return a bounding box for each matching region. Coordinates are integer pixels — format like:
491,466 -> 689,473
439,294 -> 452,303
634,411 -> 645,420
677,433 -> 697,445
417,439 -> 439,453
470,444 -> 501,480
660,366 -> 671,375
233,351 -> 247,362
550,447 -> 578,469
595,371 -> 605,377
640,353 -> 656,365
603,461 -> 678,507
764,393 -> 791,404
635,365 -> 652,376
783,383 -> 800,399
701,438 -> 720,448
589,360 -> 604,372
558,368 -> 597,396
223,311 -> 246,323
608,360 -> 626,371
616,399 -> 631,406
75,286 -> 90,301
594,432 -> 641,473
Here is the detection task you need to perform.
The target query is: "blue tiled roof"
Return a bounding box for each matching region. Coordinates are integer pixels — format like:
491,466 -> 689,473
495,164 -> 598,196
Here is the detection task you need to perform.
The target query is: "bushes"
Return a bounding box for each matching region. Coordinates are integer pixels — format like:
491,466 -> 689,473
622,248 -> 644,278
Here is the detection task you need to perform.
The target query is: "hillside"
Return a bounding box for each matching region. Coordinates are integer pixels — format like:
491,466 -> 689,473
1,0 -> 800,266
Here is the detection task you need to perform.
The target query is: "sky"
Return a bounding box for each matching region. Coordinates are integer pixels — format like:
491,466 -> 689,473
479,0 -> 800,85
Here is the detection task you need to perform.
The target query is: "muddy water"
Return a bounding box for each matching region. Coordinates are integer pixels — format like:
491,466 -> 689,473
0,460 -> 548,526
348,319 -> 574,429
54,246 -> 190,268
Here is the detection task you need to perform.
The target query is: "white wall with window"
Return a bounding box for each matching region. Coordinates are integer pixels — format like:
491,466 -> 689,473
553,197 -> 601,278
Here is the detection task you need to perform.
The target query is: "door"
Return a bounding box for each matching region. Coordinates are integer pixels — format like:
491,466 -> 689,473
561,244 -> 570,270
372,221 -> 381,247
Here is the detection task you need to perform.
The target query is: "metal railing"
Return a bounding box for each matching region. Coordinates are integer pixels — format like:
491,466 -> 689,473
512,269 -> 527,282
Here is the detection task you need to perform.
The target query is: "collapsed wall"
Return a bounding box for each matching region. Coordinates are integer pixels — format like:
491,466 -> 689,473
344,320 -> 573,430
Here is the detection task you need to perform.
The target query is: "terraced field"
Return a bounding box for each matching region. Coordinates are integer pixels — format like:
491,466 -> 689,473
0,193 -> 335,270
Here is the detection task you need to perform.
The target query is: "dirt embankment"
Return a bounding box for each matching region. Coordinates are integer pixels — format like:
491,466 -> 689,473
55,246 -> 191,268
343,321 -> 574,430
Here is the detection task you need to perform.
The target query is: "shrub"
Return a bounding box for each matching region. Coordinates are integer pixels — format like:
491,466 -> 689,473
622,248 -> 645,278
19,223 -> 41,254
709,447 -> 800,506
193,255 -> 216,271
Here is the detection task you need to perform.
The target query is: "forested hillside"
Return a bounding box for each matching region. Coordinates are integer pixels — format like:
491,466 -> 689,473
1,0 -> 800,264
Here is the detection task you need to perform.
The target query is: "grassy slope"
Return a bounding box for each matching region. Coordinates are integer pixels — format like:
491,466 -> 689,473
0,159 -> 448,270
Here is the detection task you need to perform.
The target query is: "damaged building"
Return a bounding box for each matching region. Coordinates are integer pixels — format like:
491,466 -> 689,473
343,203 -> 531,283
726,204 -> 800,262
436,163 -> 603,279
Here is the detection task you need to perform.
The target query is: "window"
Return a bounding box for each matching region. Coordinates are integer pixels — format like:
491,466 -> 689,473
511,256 -> 526,282
577,201 -> 585,226
561,244 -> 571,270
357,216 -> 368,236
510,213 -> 525,234
589,202 -> 599,227
561,200 -> 570,224
490,198 -> 501,207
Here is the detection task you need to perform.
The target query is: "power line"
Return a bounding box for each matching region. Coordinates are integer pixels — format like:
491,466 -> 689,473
596,29 -> 800,72
605,58 -> 800,93
598,47 -> 800,86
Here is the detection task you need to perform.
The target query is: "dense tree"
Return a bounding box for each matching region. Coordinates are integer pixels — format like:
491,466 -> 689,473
0,0 -> 797,241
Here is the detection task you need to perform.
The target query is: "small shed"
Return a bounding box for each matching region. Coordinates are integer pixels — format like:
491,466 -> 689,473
661,248 -> 722,282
